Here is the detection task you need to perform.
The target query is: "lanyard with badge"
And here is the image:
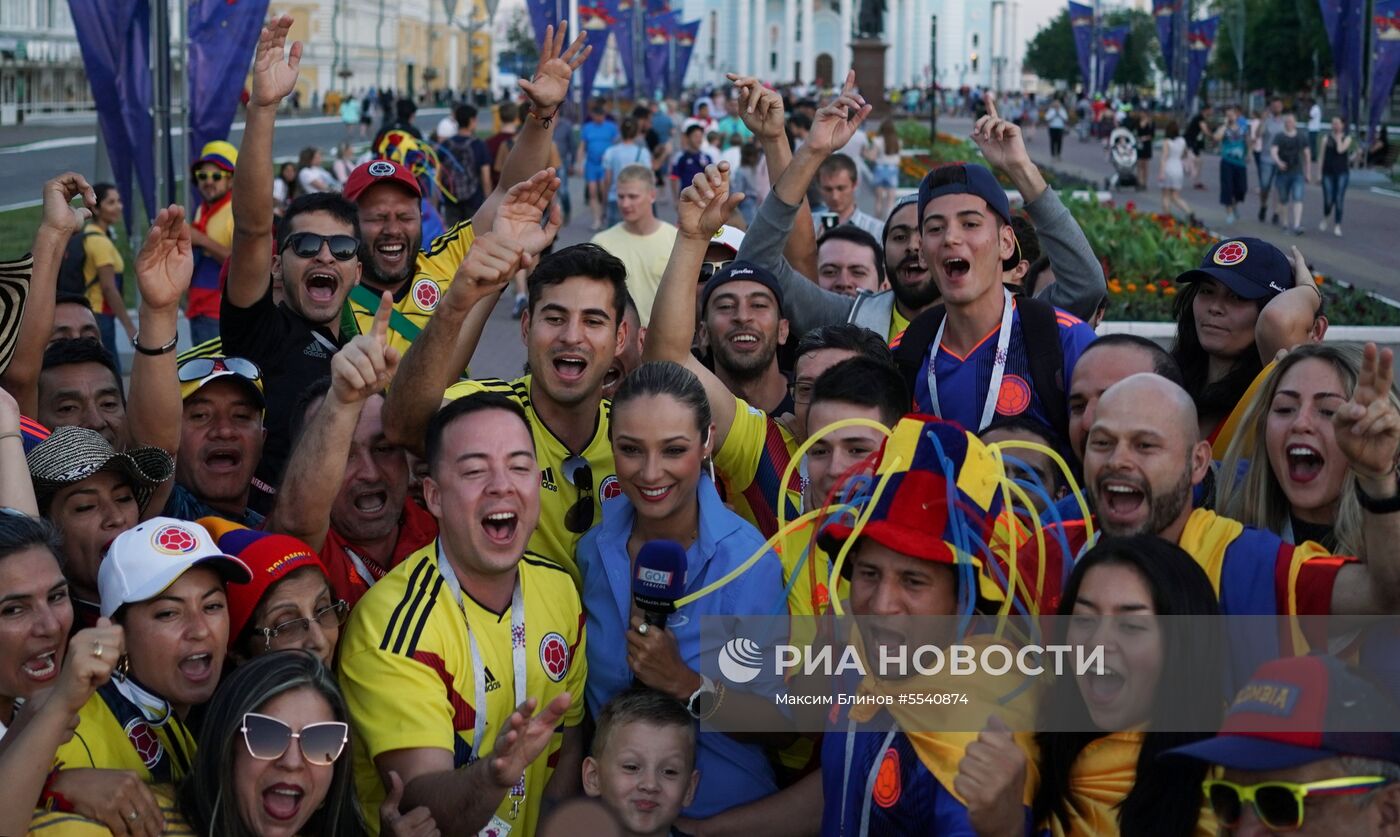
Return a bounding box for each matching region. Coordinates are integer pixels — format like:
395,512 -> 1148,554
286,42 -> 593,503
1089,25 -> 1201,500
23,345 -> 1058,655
839,719 -> 899,836
435,543 -> 529,824
926,288 -> 1016,433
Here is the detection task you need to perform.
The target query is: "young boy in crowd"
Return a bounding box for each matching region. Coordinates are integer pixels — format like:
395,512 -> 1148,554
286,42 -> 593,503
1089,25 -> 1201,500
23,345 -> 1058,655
583,688 -> 700,837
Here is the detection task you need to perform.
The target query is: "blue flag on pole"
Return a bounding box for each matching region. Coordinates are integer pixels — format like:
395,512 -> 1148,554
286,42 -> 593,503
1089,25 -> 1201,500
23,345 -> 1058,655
1153,0 -> 1177,73
188,0 -> 270,166
68,0 -> 154,227
612,0 -> 638,96
1186,16 -> 1219,106
577,0 -> 615,103
1097,26 -> 1129,94
644,11 -> 678,98
1371,0 -> 1400,132
1068,2 -> 1095,95
673,19 -> 702,95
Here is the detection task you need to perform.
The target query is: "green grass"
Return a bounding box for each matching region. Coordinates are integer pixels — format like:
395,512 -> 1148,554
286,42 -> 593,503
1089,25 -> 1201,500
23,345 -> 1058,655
0,202 -> 139,306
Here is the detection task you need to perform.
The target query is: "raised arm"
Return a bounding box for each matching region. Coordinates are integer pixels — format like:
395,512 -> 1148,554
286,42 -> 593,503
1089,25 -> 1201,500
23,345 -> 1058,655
1256,246 -> 1327,363
973,92 -> 1104,320
1,173 -> 95,415
0,389 -> 37,515
228,16 -> 300,308
127,205 -> 194,515
728,75 -> 817,280
471,24 -> 588,232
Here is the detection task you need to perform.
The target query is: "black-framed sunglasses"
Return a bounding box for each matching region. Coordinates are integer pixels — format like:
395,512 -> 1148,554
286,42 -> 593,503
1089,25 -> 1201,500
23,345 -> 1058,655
698,259 -> 734,283
195,170 -> 228,183
241,712 -> 348,765
254,600 -> 349,649
177,356 -> 262,384
281,232 -> 359,261
562,454 -> 594,533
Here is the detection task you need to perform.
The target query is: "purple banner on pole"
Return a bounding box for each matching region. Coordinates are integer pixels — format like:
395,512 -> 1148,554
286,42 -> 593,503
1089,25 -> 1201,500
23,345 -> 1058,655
1186,16 -> 1219,107
644,11 -> 678,98
1069,2 -> 1095,94
1097,26 -> 1129,94
526,0 -> 562,48
1370,0 -> 1400,132
577,0 -> 615,103
188,0 -> 269,166
644,0 -> 670,13
68,0 -> 154,227
672,19 -> 701,95
1338,0 -> 1368,126
612,0 -> 638,96
1153,0 -> 1176,74
1319,0 -> 1343,54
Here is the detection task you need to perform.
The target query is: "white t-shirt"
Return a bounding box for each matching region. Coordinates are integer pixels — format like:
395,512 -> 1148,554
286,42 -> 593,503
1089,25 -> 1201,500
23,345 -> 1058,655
298,166 -> 337,194
1308,104 -> 1323,132
436,116 -> 459,140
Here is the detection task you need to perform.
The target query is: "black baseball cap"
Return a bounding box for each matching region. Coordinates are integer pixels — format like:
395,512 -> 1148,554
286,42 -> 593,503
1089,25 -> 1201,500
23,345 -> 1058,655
1176,237 -> 1295,301
701,260 -> 784,313
917,163 -> 1021,271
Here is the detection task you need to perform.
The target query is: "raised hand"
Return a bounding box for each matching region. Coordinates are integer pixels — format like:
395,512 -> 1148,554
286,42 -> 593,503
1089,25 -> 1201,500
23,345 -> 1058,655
492,168 -> 563,256
135,205 -> 193,312
380,770 -> 441,837
446,233 -> 527,312
805,70 -> 874,156
676,162 -> 745,241
487,693 -> 573,789
518,24 -> 589,113
330,293 -> 402,404
971,92 -> 1031,174
250,15 -> 302,109
953,715 -> 1029,837
51,618 -> 124,717
40,172 -> 96,236
726,74 -> 786,142
1334,342 -> 1400,483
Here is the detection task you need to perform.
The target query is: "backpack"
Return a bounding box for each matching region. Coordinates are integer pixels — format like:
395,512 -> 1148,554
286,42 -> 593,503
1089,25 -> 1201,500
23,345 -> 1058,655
438,135 -> 481,206
892,295 -> 1069,447
56,229 -> 102,297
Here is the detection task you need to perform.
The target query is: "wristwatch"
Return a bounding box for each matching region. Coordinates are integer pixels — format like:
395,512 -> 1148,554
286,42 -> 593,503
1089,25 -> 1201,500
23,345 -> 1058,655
685,674 -> 718,719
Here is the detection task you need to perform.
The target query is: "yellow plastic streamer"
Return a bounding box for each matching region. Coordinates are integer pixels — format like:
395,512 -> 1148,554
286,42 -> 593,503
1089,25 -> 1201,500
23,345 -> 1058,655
987,439 -> 1096,545
825,457 -> 904,617
777,417 -> 895,540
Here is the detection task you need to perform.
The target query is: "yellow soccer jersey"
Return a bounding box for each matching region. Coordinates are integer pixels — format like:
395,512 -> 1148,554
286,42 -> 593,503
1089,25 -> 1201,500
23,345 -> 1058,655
52,685 -> 197,784
443,376 -> 614,585
339,542 -> 586,836
713,395 -> 803,540
349,220 -> 477,359
30,784 -> 194,835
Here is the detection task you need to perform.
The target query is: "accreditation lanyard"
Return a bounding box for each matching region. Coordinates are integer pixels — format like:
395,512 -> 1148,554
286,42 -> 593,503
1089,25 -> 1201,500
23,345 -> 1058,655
839,717 -> 899,836
926,288 -> 1016,433
436,544 -> 529,820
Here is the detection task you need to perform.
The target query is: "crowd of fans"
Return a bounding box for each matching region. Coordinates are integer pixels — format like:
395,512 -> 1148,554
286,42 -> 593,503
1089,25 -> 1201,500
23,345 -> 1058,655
2,13 -> 1400,837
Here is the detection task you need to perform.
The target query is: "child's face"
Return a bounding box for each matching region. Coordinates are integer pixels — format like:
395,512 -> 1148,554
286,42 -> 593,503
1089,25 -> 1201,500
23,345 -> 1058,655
583,722 -> 698,837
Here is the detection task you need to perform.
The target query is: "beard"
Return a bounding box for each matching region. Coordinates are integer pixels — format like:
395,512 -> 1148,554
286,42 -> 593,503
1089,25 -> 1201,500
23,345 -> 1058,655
890,258 -> 941,311
712,335 -> 777,382
360,232 -> 423,290
1094,465 -> 1194,538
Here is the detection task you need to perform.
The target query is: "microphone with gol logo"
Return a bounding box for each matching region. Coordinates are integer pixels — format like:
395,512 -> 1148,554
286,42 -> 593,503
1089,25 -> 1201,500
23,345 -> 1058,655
632,540 -> 687,629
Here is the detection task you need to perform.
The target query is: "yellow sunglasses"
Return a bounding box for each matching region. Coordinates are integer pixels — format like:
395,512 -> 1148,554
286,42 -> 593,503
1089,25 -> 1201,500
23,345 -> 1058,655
1204,775 -> 1392,831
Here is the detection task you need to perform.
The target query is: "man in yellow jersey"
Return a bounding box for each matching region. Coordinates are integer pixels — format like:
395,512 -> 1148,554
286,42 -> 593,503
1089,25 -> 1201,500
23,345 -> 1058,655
339,393 -> 585,836
383,236 -> 627,585
343,23 -> 591,360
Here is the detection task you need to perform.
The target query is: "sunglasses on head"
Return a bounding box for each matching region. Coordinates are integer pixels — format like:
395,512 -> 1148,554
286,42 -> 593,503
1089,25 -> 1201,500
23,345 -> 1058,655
562,454 -> 594,534
1204,775 -> 1392,831
241,712 -> 348,766
281,232 -> 359,261
177,356 -> 261,383
195,170 -> 228,183
698,259 -> 734,283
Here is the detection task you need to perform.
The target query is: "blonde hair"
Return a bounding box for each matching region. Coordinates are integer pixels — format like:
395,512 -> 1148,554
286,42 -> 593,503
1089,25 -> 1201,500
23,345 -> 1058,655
1217,344 -> 1399,555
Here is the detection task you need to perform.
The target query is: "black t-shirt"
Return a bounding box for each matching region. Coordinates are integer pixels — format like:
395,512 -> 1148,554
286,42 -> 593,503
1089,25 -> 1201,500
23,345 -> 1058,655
1273,131 -> 1307,171
1323,134 -> 1351,176
220,284 -> 343,513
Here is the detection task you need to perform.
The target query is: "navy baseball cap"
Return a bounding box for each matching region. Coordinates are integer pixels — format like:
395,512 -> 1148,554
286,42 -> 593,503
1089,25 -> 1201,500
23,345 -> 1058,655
1167,655 -> 1400,770
917,163 -> 1020,271
1176,237 -> 1295,301
701,260 -> 784,313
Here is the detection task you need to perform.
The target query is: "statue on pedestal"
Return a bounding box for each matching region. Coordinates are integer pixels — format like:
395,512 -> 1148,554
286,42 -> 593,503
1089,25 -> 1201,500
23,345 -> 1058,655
856,0 -> 885,39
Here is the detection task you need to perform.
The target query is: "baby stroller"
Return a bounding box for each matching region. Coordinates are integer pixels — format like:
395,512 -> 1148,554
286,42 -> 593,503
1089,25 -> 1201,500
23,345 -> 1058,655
1108,126 -> 1139,190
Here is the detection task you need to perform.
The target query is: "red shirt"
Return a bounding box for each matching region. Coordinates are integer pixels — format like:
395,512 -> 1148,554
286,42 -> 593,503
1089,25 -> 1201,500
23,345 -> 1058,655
319,500 -> 439,607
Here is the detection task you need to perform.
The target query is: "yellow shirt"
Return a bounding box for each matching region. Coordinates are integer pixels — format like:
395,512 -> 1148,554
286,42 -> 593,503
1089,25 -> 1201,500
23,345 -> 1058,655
348,220 -> 477,359
888,304 -> 910,344
30,784 -> 193,835
52,685 -> 197,783
713,395 -> 803,540
80,223 -> 122,314
443,376 -> 614,585
590,221 -> 678,326
339,542 -> 586,836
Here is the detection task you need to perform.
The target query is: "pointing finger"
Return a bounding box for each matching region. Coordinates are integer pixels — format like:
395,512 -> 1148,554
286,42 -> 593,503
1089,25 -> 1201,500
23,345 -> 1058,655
984,90 -> 999,122
372,291 -> 393,341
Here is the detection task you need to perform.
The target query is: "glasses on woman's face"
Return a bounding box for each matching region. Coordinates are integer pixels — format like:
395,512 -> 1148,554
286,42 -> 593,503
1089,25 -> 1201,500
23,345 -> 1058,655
255,601 -> 349,650
1204,775 -> 1392,831
562,454 -> 594,534
241,712 -> 348,765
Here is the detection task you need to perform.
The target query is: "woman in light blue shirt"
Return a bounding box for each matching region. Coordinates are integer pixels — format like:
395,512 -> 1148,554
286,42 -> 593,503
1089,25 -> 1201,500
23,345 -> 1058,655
578,361 -> 788,819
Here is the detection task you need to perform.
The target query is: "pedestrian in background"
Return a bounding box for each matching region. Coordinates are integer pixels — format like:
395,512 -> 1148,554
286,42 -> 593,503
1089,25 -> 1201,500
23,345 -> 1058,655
1319,115 -> 1353,237
1045,97 -> 1068,159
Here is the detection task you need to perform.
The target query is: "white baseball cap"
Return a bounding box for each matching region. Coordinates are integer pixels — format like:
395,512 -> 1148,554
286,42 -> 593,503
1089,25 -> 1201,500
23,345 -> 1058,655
709,225 -> 745,256
98,517 -> 253,617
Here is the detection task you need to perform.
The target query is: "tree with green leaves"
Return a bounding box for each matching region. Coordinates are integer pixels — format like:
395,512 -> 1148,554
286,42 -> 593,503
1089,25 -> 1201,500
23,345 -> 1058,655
1027,8 -> 1161,90
501,8 -> 540,79
1207,0 -> 1331,96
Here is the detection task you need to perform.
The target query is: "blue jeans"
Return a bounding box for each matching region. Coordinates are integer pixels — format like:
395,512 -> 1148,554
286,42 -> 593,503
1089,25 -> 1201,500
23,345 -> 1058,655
1322,170 -> 1349,222
96,313 -> 122,374
188,315 -> 220,347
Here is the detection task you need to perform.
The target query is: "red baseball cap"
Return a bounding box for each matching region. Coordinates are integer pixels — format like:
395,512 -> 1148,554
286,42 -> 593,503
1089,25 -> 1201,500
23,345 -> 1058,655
199,517 -> 330,646
343,159 -> 421,203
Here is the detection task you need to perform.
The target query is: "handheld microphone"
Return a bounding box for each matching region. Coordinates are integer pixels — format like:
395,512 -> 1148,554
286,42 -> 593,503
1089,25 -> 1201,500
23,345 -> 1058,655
632,540 -> 687,628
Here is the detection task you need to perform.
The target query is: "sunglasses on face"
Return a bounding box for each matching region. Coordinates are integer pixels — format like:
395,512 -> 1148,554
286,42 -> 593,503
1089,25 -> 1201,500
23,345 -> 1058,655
281,232 -> 360,261
1204,775 -> 1392,831
195,171 -> 228,183
255,600 -> 349,649
241,712 -> 348,766
562,454 -> 594,534
177,356 -> 262,383
698,260 -> 734,283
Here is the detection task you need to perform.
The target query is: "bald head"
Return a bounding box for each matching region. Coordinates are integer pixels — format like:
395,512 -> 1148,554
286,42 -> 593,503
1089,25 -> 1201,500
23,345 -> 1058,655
1098,373 -> 1200,446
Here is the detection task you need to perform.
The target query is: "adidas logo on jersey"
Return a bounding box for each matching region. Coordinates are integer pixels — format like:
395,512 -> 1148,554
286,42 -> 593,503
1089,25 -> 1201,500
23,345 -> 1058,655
483,666 -> 501,692
303,342 -> 329,359
540,467 -> 558,492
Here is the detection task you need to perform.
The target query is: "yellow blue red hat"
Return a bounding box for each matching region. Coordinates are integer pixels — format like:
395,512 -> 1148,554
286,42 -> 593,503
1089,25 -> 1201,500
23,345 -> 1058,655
193,140 -> 238,173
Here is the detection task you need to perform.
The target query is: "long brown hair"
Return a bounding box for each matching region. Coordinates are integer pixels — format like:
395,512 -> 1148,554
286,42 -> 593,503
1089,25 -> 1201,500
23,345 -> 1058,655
880,117 -> 900,155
